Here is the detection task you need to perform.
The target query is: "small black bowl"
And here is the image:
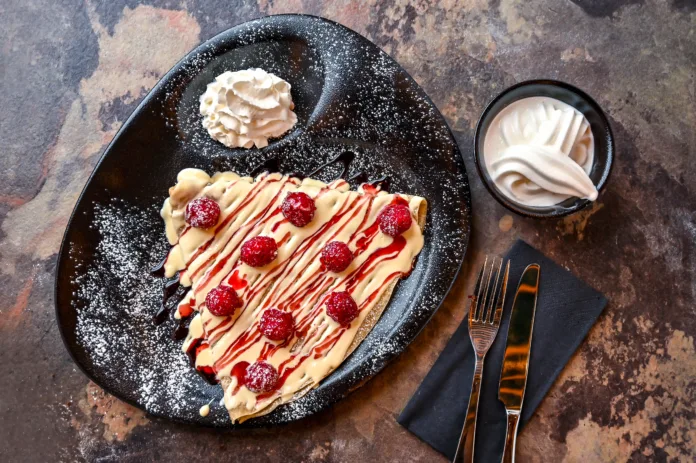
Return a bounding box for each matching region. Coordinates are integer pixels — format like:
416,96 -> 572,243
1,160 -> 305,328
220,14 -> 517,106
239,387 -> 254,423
474,80 -> 614,218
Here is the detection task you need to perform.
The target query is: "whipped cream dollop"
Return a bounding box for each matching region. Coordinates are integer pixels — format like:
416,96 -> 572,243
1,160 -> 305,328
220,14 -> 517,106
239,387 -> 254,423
199,69 -> 297,149
483,96 -> 597,207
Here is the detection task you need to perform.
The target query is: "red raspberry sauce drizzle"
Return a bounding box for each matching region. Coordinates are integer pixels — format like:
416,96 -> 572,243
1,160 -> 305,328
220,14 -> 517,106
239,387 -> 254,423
189,176 -> 294,285
214,230 -> 408,383
210,196 -> 371,371
169,173 -> 419,404
230,361 -> 250,395
185,338 -> 218,385
201,191 -> 369,350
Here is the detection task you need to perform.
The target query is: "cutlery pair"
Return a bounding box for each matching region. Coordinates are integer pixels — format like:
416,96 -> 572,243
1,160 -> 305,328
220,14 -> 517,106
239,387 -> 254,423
452,257 -> 540,463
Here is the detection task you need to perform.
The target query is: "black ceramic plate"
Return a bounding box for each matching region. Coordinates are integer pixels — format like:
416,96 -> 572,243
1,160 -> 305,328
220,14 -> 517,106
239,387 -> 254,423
55,14 -> 471,427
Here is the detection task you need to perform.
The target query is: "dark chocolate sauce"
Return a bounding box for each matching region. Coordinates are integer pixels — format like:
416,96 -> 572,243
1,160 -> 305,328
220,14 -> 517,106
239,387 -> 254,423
250,157 -> 281,177
150,256 -> 167,277
171,315 -> 192,341
248,150 -> 387,191
347,171 -> 369,184
152,275 -> 186,325
308,150 -> 355,179
152,304 -> 169,326
163,277 -> 181,301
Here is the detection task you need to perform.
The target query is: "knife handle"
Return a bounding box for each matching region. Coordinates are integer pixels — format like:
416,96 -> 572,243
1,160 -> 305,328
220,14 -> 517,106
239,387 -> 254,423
501,410 -> 520,463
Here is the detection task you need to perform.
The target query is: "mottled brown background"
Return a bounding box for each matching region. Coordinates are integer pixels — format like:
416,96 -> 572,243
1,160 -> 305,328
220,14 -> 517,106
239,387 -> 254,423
1,0 -> 694,462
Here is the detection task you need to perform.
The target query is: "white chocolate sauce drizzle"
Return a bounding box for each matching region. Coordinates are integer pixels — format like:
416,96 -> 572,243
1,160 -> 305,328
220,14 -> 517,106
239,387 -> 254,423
156,160 -> 425,421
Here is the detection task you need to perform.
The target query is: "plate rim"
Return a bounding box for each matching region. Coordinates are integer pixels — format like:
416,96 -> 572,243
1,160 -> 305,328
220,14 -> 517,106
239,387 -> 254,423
54,13 -> 472,427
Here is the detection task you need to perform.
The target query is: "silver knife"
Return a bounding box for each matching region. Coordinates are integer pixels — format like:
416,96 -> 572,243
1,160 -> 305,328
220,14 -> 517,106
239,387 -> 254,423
498,264 -> 540,463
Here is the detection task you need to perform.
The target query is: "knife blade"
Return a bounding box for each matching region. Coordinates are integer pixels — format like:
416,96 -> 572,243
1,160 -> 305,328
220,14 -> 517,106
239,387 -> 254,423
498,264 -> 540,463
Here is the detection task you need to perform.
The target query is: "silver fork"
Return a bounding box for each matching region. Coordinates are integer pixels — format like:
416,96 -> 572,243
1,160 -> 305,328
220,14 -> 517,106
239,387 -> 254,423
452,257 -> 510,463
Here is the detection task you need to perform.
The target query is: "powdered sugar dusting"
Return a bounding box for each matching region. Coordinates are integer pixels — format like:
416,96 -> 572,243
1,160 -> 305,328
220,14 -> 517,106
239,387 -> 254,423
71,199 -> 226,424
63,15 -> 470,427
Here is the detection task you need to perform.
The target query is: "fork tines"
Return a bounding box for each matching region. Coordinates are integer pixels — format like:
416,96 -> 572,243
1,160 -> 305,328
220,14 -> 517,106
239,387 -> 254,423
455,256 -> 511,463
470,256 -> 510,325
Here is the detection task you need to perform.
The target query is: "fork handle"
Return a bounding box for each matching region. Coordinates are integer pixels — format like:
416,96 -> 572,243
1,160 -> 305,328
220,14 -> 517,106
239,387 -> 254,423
501,410 -> 521,463
452,354 -> 485,463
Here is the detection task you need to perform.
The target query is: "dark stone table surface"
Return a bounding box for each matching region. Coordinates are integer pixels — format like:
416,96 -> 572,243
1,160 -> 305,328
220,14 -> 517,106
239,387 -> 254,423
1,1 -> 694,461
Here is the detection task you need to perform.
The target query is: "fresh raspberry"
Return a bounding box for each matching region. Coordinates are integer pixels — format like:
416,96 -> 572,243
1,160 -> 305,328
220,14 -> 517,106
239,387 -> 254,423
244,361 -> 279,393
259,308 -> 294,341
185,197 -> 220,229
240,236 -> 278,267
281,192 -> 316,227
326,291 -> 359,325
320,241 -> 353,273
205,286 -> 242,316
378,203 -> 412,237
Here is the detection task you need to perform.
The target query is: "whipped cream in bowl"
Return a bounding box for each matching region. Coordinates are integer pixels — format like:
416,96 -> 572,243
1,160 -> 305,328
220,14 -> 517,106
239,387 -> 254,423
200,68 -> 298,149
475,80 -> 614,218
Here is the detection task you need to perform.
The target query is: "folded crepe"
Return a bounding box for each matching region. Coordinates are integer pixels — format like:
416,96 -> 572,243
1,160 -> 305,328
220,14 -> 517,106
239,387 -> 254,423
160,168 -> 426,423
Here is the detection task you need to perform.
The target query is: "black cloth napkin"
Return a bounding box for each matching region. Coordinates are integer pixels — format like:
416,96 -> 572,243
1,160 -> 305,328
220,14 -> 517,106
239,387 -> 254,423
398,239 -> 608,461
